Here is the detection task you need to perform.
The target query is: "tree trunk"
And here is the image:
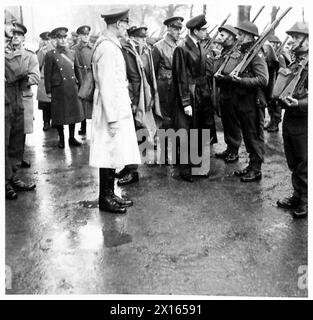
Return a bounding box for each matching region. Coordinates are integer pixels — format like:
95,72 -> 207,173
203,5 -> 207,15
237,5 -> 251,23
271,6 -> 279,23
190,4 -> 194,18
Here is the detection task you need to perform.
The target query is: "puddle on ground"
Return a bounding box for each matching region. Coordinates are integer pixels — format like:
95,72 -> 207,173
102,229 -> 132,248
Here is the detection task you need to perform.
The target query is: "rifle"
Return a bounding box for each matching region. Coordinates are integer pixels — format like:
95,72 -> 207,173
276,55 -> 308,99
212,42 -> 239,115
275,35 -> 289,57
252,6 -> 265,23
229,7 -> 292,77
207,24 -> 217,35
203,14 -> 231,50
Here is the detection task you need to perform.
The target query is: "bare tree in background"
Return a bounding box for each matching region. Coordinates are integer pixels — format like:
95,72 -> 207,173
238,5 -> 251,23
271,6 -> 280,23
190,4 -> 194,18
269,6 -> 280,35
203,5 -> 207,15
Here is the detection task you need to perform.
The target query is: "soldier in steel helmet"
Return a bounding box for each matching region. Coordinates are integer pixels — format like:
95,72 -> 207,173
276,22 -> 309,219
214,24 -> 242,164
264,34 -> 291,133
219,21 -> 269,182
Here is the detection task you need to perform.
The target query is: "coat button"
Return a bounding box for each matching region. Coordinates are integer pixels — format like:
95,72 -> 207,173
63,77 -> 66,80
71,76 -> 74,79
57,59 -> 59,61
60,68 -> 63,71
72,67 -> 74,69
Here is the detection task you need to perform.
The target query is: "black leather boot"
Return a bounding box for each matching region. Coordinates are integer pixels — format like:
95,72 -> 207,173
99,168 -> 126,214
78,119 -> 86,135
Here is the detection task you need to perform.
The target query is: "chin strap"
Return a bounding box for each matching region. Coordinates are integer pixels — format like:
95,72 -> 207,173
293,35 -> 307,53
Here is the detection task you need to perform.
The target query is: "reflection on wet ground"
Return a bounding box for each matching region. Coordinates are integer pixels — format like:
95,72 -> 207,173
5,108 -> 307,296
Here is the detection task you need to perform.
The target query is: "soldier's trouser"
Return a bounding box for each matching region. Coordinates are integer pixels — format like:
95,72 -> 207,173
268,99 -> 282,124
43,108 -> 51,123
220,97 -> 242,153
237,96 -> 265,171
56,124 -> 76,140
282,123 -> 308,204
5,104 -> 25,182
39,102 -> 51,123
157,78 -> 174,120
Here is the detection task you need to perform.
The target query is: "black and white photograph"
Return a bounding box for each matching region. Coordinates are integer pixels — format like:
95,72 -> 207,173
3,0 -> 310,299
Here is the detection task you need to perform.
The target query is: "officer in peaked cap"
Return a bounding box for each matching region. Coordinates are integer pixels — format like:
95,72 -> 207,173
276,22 -> 309,218
44,26 -> 84,149
5,19 -> 38,199
163,16 -> 184,29
13,22 -> 27,35
51,27 -> 68,38
186,14 -> 210,42
90,7 -> 141,214
40,31 -> 51,41
186,14 -> 208,30
127,25 -> 137,38
38,31 -> 51,51
101,8 -> 130,25
151,14 -> 184,164
76,25 -> 91,35
131,26 -> 148,38
74,24 -> 93,135
171,14 -> 218,181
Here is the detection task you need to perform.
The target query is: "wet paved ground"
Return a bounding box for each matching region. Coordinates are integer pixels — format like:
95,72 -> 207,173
6,107 -> 307,296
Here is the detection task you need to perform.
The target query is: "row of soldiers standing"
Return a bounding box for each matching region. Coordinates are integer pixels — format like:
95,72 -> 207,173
5,9 -> 308,219
89,9 -> 308,219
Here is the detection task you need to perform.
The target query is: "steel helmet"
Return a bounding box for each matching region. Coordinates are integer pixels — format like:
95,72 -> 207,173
218,24 -> 238,37
235,21 -> 259,37
286,21 -> 309,36
267,34 -> 281,43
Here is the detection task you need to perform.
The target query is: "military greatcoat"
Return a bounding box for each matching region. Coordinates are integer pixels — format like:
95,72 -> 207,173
74,41 -> 94,119
44,47 -> 84,126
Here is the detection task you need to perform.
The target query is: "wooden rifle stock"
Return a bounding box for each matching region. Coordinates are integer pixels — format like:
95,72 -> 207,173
230,7 -> 292,77
279,56 -> 308,99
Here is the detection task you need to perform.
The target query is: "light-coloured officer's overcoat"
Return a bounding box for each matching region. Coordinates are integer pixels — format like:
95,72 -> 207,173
89,32 -> 141,169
